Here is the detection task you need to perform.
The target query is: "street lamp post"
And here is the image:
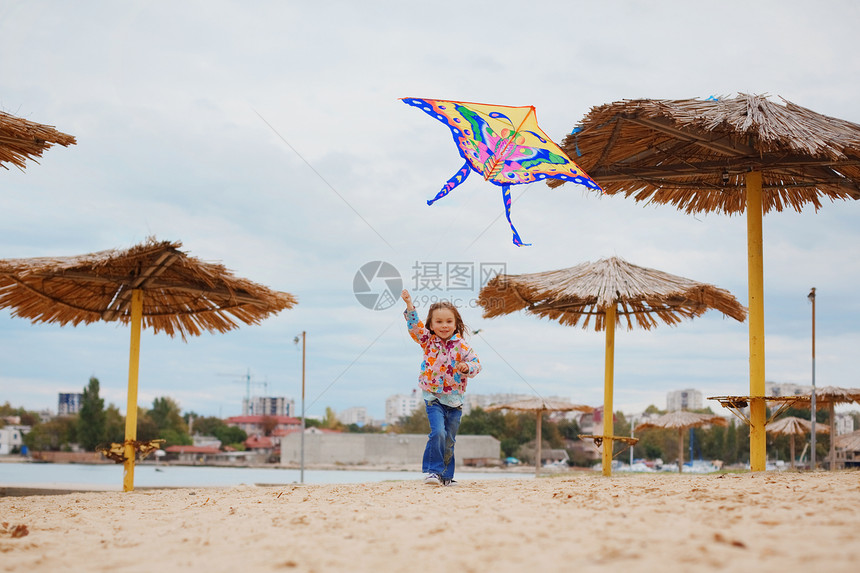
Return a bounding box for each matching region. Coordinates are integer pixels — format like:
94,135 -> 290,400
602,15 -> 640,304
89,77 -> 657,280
630,417 -> 635,468
294,331 -> 307,483
808,288 -> 816,470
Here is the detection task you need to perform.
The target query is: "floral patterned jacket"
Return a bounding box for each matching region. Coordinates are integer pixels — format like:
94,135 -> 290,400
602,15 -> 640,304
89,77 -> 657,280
404,309 -> 481,396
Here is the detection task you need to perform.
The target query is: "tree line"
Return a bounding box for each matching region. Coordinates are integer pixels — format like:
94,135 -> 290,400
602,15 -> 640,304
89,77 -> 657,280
0,376 -> 247,453
390,404 -> 857,466
4,379 -> 857,464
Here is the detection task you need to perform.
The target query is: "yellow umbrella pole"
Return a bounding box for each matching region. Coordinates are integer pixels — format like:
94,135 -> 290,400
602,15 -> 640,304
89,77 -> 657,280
746,171 -> 767,472
829,402 -> 836,471
123,289 -> 143,492
535,410 -> 542,477
602,305 -> 617,477
789,433 -> 796,469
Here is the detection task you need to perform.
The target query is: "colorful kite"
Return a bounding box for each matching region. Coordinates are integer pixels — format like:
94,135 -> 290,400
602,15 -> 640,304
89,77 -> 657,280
402,97 -> 601,246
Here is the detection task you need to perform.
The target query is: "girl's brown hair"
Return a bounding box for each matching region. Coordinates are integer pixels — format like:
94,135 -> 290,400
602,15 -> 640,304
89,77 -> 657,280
425,301 -> 469,338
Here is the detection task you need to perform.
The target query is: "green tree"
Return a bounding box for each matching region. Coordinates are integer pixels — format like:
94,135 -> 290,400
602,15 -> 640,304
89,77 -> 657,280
394,407 -> 430,434
723,419 -> 738,464
458,407 -> 508,437
701,424 -> 726,460
849,410 -> 860,430
159,428 -> 193,447
23,416 -> 77,451
147,397 -> 190,446
149,397 -> 188,434
0,403 -> 40,427
77,376 -> 106,451
556,418 -> 581,440
191,416 -> 227,436
104,404 -> 126,444
344,423 -> 383,433
320,407 -> 343,431
214,425 -> 247,448
135,408 -> 160,442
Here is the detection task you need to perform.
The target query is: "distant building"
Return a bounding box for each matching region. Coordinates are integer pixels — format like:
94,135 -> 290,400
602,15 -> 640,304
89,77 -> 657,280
0,426 -> 26,455
58,393 -> 83,416
836,413 -> 855,436
666,389 -> 703,411
766,382 -> 809,397
582,407 -> 619,432
337,407 -> 369,427
242,396 -> 295,417
244,435 -> 277,456
192,435 -> 222,449
281,433 -> 500,466
163,445 -> 266,465
385,389 -> 423,425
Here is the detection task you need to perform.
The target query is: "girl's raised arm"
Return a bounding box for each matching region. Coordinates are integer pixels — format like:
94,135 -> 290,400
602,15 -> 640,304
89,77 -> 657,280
401,289 -> 414,311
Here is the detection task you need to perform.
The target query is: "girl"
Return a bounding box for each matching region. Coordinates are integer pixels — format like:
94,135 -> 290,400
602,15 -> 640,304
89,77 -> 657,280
401,289 -> 481,486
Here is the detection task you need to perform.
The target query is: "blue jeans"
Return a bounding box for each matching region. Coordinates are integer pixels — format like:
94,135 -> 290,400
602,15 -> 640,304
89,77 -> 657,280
423,400 -> 462,480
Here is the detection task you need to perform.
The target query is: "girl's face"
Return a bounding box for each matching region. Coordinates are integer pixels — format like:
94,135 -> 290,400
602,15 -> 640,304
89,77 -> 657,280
429,308 -> 457,340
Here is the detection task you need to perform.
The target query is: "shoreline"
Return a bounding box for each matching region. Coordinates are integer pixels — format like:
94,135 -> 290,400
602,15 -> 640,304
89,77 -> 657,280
0,453 -> 542,474
0,458 -> 544,497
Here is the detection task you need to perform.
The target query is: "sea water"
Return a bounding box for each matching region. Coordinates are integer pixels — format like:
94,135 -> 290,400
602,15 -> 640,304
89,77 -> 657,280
0,462 -> 532,489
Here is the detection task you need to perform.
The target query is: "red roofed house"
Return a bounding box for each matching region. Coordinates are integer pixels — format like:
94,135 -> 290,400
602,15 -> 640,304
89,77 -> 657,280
244,435 -> 276,457
227,416 -> 302,463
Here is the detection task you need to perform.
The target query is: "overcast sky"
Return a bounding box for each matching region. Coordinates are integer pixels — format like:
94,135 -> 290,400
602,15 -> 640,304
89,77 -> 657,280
2,0 -> 859,421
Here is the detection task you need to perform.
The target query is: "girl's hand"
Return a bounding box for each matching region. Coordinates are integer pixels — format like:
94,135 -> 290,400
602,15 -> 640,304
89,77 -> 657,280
401,289 -> 414,310
457,363 -> 470,374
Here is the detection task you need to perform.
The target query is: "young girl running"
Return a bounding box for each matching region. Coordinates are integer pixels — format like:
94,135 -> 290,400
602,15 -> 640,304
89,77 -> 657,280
401,289 -> 481,486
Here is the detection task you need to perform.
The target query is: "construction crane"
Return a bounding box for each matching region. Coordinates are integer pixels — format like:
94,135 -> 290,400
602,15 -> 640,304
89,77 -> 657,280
217,368 -> 268,406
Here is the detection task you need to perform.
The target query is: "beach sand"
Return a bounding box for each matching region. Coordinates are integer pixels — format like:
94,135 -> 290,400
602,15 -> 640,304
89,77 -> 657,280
1,470 -> 859,572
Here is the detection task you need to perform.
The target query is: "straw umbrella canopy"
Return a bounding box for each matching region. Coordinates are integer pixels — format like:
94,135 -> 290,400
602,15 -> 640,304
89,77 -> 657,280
0,110 -> 76,170
0,238 -> 297,490
550,94 -> 860,471
486,398 -> 593,476
833,429 -> 860,453
766,416 -> 829,469
478,256 -> 746,476
802,386 -> 860,470
635,411 -> 727,473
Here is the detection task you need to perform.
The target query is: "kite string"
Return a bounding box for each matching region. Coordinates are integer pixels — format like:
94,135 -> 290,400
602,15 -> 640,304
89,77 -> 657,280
253,108 -> 394,251
306,318 -> 398,410
473,330 -> 545,402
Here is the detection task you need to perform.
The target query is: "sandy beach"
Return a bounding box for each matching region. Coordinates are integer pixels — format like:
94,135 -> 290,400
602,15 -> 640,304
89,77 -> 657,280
1,470 -> 859,572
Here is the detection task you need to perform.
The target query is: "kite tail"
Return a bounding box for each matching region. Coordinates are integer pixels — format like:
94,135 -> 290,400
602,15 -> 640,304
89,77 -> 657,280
501,184 -> 530,247
427,161 -> 470,206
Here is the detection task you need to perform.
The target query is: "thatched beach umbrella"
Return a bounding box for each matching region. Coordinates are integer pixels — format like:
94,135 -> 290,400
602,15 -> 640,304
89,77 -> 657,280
478,256 -> 746,476
802,386 -> 860,470
833,429 -> 860,453
766,416 -> 829,469
1,110 -> 76,170
0,238 -> 297,490
486,397 -> 593,476
635,411 -> 727,473
551,94 -> 860,471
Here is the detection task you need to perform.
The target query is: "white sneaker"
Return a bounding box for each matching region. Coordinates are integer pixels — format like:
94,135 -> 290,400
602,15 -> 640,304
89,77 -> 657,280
442,478 -> 458,487
424,473 -> 441,485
